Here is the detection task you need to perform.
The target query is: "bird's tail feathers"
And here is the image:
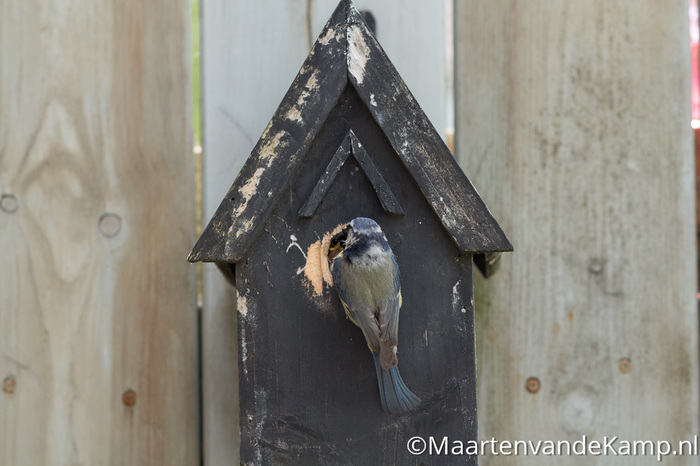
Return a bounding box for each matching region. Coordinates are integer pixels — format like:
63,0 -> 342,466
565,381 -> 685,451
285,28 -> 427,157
379,342 -> 398,369
373,352 -> 421,414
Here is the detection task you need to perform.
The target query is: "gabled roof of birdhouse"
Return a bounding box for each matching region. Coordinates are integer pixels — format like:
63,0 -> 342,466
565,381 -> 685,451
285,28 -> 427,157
189,0 -> 512,265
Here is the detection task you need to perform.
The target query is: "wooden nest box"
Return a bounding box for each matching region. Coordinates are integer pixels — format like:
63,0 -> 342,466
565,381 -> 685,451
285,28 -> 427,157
189,0 -> 511,463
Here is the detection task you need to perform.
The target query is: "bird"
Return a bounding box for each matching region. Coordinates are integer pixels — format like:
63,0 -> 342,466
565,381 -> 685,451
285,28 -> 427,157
329,217 -> 420,414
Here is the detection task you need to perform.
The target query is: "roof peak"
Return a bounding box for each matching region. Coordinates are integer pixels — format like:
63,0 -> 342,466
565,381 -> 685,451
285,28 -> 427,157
189,0 -> 511,264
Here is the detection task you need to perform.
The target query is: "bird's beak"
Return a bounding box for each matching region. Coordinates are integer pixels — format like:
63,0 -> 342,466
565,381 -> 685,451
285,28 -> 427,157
328,225 -> 350,260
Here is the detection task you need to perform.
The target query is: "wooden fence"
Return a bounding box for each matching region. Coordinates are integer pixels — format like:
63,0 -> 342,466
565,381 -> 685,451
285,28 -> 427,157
1,0 -> 697,465
456,2 -> 698,465
0,0 -> 197,464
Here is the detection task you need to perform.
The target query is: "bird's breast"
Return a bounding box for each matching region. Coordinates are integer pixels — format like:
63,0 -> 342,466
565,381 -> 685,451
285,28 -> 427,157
340,254 -> 395,309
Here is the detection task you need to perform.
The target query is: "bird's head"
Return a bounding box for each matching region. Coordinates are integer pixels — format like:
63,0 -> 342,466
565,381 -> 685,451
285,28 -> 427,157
328,217 -> 390,264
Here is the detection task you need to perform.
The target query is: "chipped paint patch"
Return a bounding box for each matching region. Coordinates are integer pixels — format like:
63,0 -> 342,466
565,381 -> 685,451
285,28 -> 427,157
294,95 -> 307,109
347,25 -> 369,84
260,120 -> 274,141
238,219 -> 254,236
299,64 -> 312,75
318,27 -> 342,46
237,288 -> 248,316
232,167 -> 265,217
225,132 -> 290,232
305,70 -> 319,91
239,168 -> 264,201
298,72 -> 320,105
302,223 -> 346,297
259,131 -> 287,167
239,322 -> 249,375
442,216 -> 459,232
286,106 -> 303,122
286,70 -> 320,123
237,291 -> 251,376
452,280 -> 461,309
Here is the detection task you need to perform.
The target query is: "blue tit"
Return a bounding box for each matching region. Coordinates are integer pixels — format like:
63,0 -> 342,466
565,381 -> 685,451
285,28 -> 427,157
330,217 -> 420,414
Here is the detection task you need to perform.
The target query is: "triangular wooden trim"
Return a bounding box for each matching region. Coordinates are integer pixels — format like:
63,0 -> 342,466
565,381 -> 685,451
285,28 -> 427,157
298,130 -> 404,218
349,132 -> 404,216
298,133 -> 352,218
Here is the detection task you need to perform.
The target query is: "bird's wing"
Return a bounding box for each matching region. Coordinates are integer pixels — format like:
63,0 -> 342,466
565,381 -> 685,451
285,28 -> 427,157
379,254 -> 401,347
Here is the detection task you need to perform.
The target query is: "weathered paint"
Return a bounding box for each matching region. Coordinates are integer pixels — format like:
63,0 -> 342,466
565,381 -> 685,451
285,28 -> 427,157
189,1 -> 348,264
237,287 -> 248,317
347,25 -> 369,84
287,71 -> 321,123
318,26 -> 342,46
190,0 -> 511,265
259,131 -> 287,167
233,167 -> 265,217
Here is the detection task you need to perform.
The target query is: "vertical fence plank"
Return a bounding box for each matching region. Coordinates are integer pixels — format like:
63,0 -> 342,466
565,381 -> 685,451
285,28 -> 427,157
200,3 -> 310,464
455,1 -> 698,464
0,1 -> 198,465
199,1 -> 447,463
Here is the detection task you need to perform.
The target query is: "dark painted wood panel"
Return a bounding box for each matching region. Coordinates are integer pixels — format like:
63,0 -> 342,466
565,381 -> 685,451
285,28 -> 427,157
236,87 -> 477,465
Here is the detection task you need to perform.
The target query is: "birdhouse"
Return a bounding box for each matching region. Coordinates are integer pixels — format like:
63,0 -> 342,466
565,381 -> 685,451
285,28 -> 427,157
189,1 -> 512,464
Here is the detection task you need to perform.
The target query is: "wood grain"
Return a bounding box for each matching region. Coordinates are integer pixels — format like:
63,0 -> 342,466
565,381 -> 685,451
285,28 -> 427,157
0,1 -> 197,464
199,1 -> 448,463
455,2 -> 698,464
